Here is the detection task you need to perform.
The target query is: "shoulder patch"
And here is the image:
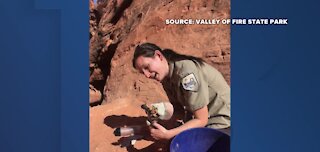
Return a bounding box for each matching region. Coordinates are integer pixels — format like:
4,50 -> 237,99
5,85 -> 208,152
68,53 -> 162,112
181,73 -> 198,91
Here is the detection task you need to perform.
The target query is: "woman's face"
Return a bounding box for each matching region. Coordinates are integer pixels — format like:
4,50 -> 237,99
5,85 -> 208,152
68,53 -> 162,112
135,50 -> 169,82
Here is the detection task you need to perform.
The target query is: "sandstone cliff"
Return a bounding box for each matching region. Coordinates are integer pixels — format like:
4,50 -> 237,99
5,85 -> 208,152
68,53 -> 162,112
90,0 -> 230,105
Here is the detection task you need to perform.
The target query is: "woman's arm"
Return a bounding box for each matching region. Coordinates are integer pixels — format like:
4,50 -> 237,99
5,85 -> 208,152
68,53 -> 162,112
150,105 -> 208,140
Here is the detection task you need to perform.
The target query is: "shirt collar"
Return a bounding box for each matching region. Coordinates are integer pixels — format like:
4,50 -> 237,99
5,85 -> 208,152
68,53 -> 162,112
167,61 -> 174,79
162,61 -> 175,83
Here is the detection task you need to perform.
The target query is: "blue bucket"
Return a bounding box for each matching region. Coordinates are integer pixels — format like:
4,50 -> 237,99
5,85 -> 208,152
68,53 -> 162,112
170,128 -> 230,152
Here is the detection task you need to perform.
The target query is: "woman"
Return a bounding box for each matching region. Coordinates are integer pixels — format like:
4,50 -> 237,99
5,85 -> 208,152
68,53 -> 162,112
132,42 -> 230,140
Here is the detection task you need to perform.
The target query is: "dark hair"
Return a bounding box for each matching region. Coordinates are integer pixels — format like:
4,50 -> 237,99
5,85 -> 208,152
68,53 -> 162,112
132,42 -> 204,68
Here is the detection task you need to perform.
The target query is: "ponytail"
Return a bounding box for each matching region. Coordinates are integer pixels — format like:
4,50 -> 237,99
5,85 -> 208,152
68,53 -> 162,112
161,49 -> 204,66
132,43 -> 204,68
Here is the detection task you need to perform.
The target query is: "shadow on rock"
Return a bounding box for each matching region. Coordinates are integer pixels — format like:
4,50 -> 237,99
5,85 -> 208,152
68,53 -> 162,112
104,115 -> 169,152
104,115 -> 148,128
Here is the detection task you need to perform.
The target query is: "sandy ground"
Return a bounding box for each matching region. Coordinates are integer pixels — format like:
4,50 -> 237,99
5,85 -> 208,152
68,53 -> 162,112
90,97 -> 184,152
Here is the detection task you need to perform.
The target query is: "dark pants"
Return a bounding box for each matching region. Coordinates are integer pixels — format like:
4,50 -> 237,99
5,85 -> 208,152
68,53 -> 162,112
217,127 -> 230,136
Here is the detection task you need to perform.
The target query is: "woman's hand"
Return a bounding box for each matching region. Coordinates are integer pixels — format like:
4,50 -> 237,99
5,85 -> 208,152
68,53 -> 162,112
150,105 -> 209,141
150,122 -> 173,140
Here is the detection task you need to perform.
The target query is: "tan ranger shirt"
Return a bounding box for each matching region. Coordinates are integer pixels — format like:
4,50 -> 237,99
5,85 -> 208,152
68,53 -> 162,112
162,60 -> 230,129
